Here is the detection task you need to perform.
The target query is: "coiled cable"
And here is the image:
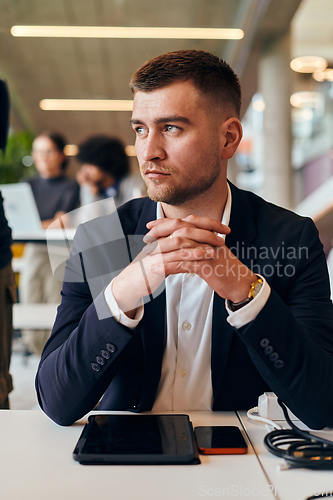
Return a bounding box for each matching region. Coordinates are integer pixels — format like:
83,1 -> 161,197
264,399 -> 333,470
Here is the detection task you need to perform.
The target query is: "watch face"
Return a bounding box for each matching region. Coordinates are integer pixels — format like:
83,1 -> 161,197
250,279 -> 263,298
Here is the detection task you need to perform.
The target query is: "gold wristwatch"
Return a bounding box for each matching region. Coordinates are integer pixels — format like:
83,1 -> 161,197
228,276 -> 263,312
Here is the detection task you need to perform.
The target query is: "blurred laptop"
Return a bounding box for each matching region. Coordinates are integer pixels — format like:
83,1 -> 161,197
0,182 -> 77,243
0,182 -> 42,237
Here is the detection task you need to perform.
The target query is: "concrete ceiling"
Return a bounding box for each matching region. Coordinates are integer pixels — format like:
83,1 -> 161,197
292,0 -> 333,63
0,0 -> 305,148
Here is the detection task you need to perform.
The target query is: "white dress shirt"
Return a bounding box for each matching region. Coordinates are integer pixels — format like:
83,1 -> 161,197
104,184 -> 271,410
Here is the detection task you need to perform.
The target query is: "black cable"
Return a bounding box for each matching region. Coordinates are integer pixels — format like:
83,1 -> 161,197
263,399 -> 333,470
306,495 -> 333,499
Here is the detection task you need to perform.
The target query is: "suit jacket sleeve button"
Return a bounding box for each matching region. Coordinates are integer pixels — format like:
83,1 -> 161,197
106,343 -> 116,353
260,338 -> 270,348
101,349 -> 111,359
91,363 -> 100,372
274,359 -> 284,369
269,352 -> 279,362
264,345 -> 273,355
96,356 -> 105,365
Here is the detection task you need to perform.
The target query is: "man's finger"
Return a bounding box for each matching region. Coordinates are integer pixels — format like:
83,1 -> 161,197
170,227 -> 225,247
143,238 -> 195,256
144,216 -> 230,243
183,214 -> 230,235
144,218 -> 196,242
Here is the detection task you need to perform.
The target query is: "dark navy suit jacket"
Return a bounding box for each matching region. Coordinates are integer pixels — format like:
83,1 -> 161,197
36,183 -> 333,428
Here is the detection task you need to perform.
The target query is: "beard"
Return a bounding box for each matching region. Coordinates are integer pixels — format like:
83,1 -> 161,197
141,154 -> 222,207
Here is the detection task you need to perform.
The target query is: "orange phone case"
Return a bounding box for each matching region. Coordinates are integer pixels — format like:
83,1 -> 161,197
198,446 -> 248,455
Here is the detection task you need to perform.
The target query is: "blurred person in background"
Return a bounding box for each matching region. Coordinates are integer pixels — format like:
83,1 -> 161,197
19,131 -> 80,356
76,135 -> 146,208
0,79 -> 17,408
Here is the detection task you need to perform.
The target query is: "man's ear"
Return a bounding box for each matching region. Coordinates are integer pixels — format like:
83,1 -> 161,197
220,117 -> 243,160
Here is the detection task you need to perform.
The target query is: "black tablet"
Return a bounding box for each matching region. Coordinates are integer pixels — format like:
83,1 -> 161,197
73,414 -> 201,465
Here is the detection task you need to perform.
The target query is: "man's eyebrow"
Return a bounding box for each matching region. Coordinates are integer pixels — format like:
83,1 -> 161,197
130,115 -> 190,125
154,115 -> 190,125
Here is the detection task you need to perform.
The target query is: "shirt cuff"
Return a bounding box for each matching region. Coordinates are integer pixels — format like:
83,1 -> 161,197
104,278 -> 144,328
225,275 -> 271,329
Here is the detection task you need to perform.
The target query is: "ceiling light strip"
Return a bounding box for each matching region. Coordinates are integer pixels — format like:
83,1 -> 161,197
125,145 -> 136,157
39,99 -> 133,111
64,144 -> 135,156
11,26 -> 244,40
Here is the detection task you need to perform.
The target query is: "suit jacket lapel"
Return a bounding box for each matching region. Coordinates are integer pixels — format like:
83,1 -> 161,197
131,199 -> 166,411
134,197 -> 157,238
226,182 -> 258,269
139,290 -> 166,410
211,182 -> 258,407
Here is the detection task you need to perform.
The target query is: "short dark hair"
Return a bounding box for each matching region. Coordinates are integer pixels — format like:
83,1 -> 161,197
37,130 -> 69,169
129,49 -> 241,117
77,135 -> 130,181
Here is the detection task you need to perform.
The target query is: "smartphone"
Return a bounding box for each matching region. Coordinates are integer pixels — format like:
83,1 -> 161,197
194,426 -> 248,455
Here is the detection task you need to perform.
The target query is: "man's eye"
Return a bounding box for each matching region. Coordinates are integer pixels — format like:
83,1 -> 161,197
166,125 -> 178,132
135,126 -> 145,135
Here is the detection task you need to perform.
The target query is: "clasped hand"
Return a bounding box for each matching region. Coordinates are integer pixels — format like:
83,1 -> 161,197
112,215 -> 254,318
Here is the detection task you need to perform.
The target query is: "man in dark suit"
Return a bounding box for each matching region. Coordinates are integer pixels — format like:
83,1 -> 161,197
36,50 -> 333,429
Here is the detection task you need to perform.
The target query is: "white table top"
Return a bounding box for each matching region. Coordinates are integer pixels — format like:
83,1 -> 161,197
12,228 -> 76,242
13,303 -> 58,330
239,411 -> 333,500
0,410 -> 275,500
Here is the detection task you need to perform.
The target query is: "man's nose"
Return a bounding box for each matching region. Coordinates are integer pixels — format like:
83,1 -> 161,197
141,132 -> 166,162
